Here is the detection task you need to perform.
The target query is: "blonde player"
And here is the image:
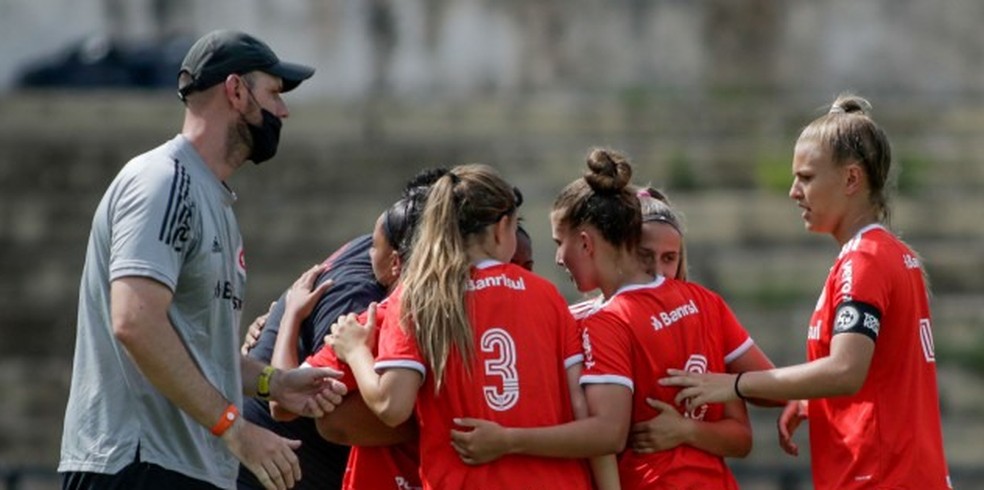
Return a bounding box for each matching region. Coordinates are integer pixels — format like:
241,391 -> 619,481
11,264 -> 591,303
660,94 -> 951,489
451,149 -> 751,489
328,165 -> 593,489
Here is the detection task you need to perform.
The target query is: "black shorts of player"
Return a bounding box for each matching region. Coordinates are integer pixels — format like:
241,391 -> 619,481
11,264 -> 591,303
832,300 -> 881,342
62,460 -> 221,490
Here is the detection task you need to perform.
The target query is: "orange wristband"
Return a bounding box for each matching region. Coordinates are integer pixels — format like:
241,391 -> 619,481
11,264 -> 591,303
210,403 -> 239,437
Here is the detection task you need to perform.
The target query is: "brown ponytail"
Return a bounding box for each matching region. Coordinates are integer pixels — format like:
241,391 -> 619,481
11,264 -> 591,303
553,148 -> 642,252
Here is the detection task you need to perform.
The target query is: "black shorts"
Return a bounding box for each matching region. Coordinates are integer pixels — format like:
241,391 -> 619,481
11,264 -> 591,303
62,461 -> 221,490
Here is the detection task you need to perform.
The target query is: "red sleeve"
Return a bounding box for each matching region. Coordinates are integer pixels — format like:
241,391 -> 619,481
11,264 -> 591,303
374,297 -> 427,379
305,345 -> 357,390
561,306 -> 583,369
579,311 -> 634,392
712,293 -> 754,364
305,301 -> 394,391
833,249 -> 891,313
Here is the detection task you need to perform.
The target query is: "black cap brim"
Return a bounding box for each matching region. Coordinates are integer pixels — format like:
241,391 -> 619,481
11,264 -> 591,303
266,61 -> 315,93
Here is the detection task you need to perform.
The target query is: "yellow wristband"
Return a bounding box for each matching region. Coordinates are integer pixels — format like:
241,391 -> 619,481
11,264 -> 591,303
257,365 -> 276,401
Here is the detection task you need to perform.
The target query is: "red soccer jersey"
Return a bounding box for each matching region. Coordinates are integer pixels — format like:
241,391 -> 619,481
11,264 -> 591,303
572,293 -> 753,365
340,443 -> 420,490
580,277 -> 748,489
806,225 -> 951,489
569,297 -> 601,320
305,297 -> 422,490
375,261 -> 592,490
306,296 -> 393,390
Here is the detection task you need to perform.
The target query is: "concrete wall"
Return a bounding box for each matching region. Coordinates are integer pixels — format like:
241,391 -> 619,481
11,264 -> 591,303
3,0 -> 984,98
2,1 -> 984,487
2,91 -> 983,487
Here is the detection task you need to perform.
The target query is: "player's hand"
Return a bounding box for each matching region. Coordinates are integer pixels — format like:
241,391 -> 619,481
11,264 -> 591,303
659,369 -> 738,408
284,264 -> 333,321
223,418 -> 302,490
629,398 -> 689,453
450,418 -> 511,465
326,303 -> 377,363
270,367 -> 348,418
778,400 -> 808,456
241,301 -> 276,355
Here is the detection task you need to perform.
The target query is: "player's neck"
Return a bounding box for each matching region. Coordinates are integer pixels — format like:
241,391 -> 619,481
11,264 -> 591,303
833,207 -> 880,246
598,255 -> 651,300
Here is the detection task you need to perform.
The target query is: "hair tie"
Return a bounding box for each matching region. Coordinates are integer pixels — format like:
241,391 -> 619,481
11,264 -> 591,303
829,106 -> 846,114
637,189 -> 651,198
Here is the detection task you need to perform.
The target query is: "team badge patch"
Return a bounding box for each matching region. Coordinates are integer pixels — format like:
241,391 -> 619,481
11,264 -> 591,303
832,300 -> 881,341
834,305 -> 860,333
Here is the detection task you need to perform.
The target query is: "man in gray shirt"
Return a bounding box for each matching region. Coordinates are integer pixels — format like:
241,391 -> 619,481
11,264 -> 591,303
59,30 -> 345,490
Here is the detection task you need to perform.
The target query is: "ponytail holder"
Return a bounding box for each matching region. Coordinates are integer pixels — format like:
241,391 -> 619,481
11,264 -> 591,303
829,106 -> 846,114
637,189 -> 651,198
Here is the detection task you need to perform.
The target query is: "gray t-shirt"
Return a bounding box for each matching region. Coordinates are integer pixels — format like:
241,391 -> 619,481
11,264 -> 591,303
59,135 -> 246,489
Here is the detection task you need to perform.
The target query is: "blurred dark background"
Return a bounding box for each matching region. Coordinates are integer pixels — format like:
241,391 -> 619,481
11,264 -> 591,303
1,1 -> 983,488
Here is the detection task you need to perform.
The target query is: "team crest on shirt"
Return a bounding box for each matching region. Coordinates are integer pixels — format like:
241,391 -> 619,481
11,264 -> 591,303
237,246 -> 247,275
682,355 -> 709,421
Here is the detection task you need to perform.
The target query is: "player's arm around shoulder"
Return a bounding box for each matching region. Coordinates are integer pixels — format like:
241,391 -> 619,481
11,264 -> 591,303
328,303 -> 423,428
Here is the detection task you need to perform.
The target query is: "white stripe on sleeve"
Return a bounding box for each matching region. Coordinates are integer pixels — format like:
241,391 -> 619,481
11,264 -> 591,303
580,374 -> 634,392
374,359 -> 426,378
724,338 -> 755,364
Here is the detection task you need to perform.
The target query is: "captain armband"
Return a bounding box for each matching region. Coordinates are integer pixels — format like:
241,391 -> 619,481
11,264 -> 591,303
832,300 -> 881,342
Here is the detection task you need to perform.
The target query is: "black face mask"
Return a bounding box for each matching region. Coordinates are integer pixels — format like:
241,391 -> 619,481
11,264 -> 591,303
244,108 -> 282,164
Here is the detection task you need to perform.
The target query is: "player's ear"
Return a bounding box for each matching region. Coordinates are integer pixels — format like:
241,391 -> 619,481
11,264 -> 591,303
843,162 -> 865,196
493,213 -> 513,246
389,251 -> 402,279
578,229 -> 595,257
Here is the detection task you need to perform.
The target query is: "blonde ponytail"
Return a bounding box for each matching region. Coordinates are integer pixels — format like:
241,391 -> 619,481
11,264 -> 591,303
399,164 -> 518,391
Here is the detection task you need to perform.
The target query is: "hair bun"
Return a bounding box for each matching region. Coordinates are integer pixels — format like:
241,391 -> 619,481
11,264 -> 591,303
404,167 -> 449,198
584,148 -> 632,194
829,94 -> 872,116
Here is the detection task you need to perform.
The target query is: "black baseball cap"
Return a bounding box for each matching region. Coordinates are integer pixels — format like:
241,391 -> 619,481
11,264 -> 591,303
177,30 -> 314,100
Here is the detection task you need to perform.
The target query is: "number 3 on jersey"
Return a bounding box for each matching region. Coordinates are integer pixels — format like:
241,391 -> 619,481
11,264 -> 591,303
481,328 -> 519,411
